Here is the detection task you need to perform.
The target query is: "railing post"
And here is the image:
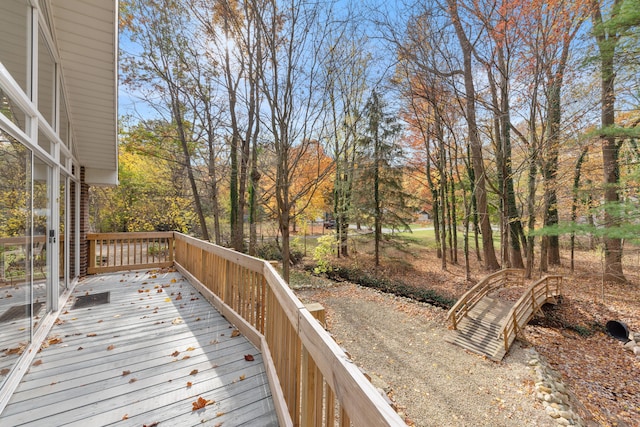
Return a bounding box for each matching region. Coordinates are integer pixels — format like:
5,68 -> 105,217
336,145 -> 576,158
302,304 -> 326,427
88,237 -> 96,273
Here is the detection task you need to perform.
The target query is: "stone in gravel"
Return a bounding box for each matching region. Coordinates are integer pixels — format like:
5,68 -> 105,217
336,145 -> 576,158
634,346 -> 640,355
538,385 -> 553,394
633,332 -> 640,342
557,417 -> 570,426
623,341 -> 636,352
559,411 -> 573,419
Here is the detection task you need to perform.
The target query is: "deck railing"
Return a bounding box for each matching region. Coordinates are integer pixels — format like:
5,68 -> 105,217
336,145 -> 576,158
87,232 -> 174,274
499,275 -> 562,352
447,268 -> 525,330
87,232 -> 404,427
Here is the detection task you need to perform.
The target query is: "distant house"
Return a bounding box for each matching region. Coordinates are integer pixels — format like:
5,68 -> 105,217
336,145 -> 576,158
417,209 -> 431,222
0,0 -> 118,409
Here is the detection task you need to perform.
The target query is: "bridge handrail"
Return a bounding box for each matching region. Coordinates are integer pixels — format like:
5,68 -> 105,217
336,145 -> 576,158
499,275 -> 563,352
447,268 -> 525,330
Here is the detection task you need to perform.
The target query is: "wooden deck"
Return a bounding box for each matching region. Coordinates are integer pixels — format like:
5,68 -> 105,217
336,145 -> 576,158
0,269 -> 277,426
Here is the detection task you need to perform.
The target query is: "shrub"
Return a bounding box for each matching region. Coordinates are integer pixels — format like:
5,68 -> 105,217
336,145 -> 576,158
323,265 -> 456,309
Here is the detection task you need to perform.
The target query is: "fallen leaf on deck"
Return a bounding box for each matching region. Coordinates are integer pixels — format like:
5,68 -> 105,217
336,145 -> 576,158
129,378 -> 137,383
192,396 -> 214,410
77,347 -> 83,351
244,354 -> 254,362
215,423 -> 223,427
164,298 -> 172,302
98,320 -> 103,323
171,318 -> 183,325
157,289 -> 163,293
138,289 -> 144,293
1,369 -> 10,376
171,350 -> 180,357
33,360 -> 43,367
150,275 -> 157,279
48,337 -> 63,345
186,346 -> 196,351
216,412 -> 225,417
171,278 -> 177,283
63,310 -> 69,315
187,381 -> 193,388
143,422 -> 158,427
122,370 -> 131,376
107,345 -> 115,351
87,333 -> 97,337
4,347 -> 24,356
182,355 -> 191,360
122,414 -> 128,420
239,374 -> 245,381
231,330 -> 241,338
210,340 -> 219,345
190,369 -> 199,375
176,293 -> 183,301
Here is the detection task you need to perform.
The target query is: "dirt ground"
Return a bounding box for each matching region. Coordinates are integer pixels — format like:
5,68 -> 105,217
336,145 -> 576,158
292,247 -> 640,426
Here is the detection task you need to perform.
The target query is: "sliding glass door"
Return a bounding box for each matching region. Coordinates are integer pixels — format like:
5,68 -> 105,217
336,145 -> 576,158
0,134 -> 32,389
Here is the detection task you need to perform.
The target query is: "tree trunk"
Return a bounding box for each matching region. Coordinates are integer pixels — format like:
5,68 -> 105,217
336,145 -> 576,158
448,0 -> 499,270
172,98 -> 209,241
571,146 -> 589,272
593,1 -> 626,282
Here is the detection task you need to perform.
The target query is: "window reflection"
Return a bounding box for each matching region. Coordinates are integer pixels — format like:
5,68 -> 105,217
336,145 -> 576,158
38,30 -> 56,126
0,88 -> 28,133
0,131 -> 32,388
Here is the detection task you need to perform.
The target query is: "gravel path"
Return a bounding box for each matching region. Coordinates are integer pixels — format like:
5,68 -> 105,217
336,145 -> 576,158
296,283 -> 555,427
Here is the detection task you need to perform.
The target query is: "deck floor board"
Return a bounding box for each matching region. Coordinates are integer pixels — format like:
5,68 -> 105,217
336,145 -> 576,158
0,270 -> 277,426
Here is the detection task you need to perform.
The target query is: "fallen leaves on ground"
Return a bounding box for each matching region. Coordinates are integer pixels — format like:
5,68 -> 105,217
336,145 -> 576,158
32,360 -> 42,367
192,396 -> 214,411
107,345 -> 115,351
244,354 -> 254,361
190,369 -> 199,375
295,248 -> 640,427
231,330 -> 241,338
122,370 -> 131,376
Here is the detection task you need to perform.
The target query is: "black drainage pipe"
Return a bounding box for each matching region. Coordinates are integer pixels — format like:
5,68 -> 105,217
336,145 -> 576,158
606,320 -> 630,342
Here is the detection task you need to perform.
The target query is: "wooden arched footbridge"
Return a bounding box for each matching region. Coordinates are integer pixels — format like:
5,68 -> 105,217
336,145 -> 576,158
446,269 -> 562,361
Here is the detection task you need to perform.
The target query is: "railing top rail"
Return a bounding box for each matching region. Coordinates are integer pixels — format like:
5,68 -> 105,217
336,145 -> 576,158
447,268 -> 524,320
174,232 -> 265,274
500,275 -> 563,337
87,231 -> 174,240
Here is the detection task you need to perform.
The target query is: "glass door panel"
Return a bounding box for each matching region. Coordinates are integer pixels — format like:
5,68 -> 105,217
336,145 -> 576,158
59,173 -> 66,293
32,157 -> 51,329
0,131 -> 32,388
